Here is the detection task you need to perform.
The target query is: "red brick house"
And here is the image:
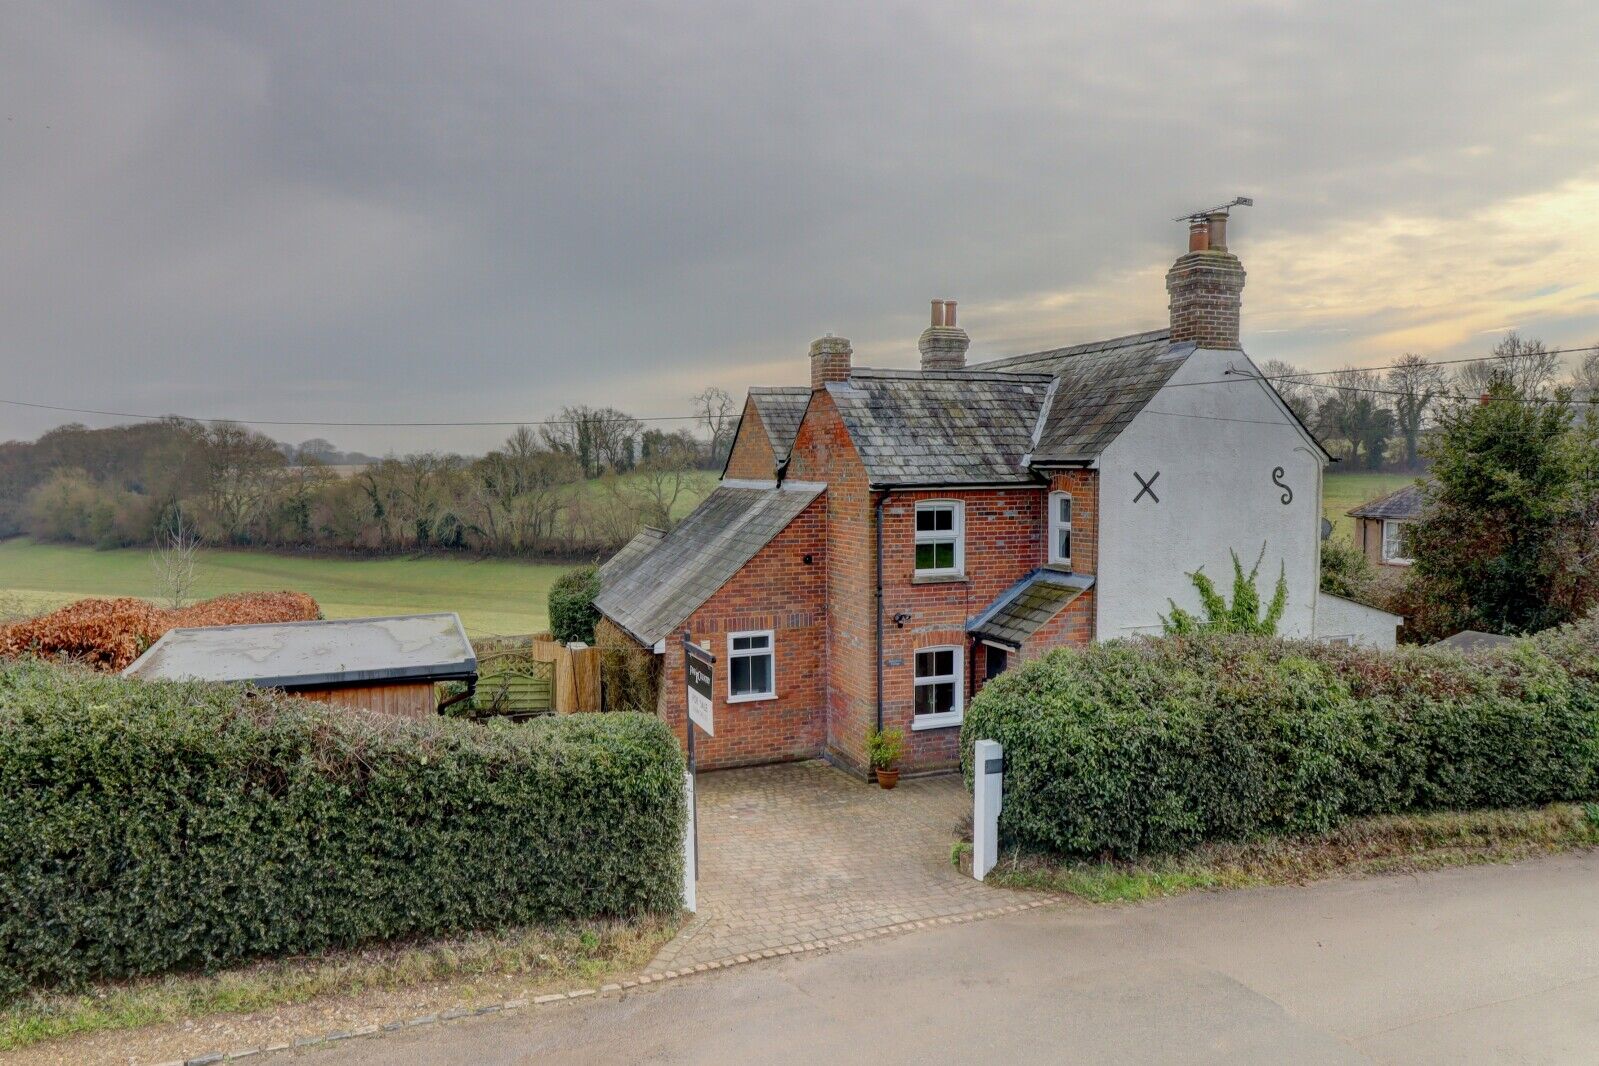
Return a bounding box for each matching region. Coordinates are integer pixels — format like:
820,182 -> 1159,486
595,213 -> 1399,775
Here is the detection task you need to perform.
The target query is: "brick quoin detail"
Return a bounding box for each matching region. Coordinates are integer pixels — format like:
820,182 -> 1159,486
723,401 -> 778,481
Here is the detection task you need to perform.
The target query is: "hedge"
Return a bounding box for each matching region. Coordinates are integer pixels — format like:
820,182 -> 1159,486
549,565 -> 601,645
0,662 -> 684,998
961,614 -> 1599,860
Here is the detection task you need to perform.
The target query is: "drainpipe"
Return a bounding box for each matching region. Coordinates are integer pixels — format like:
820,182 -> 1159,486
874,490 -> 885,734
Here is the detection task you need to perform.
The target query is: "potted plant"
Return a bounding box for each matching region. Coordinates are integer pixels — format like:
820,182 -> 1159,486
866,726 -> 904,789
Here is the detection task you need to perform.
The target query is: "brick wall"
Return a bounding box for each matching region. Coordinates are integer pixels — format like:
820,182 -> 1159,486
877,488 -> 1045,771
723,400 -> 778,481
784,392 -> 877,774
655,494 -> 827,769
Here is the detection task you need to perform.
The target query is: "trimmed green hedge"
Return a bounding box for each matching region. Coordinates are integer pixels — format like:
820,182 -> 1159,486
0,663 -> 684,998
549,565 -> 601,644
962,615 -> 1599,860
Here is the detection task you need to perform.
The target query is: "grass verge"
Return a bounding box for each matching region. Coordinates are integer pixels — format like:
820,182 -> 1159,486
0,916 -> 677,1053
960,803 -> 1599,905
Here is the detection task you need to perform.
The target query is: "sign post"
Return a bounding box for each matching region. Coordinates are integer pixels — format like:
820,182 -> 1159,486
681,632 -> 715,911
973,739 -> 1003,881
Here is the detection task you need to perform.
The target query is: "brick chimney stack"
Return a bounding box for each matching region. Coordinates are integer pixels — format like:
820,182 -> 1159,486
810,334 -> 852,390
1166,212 -> 1246,349
919,299 -> 969,370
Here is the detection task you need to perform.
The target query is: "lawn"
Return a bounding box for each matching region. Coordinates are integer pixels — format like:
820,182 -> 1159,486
1322,471 -> 1420,541
0,539 -> 577,638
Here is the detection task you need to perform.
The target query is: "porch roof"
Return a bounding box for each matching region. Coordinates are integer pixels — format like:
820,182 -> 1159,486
967,569 -> 1095,650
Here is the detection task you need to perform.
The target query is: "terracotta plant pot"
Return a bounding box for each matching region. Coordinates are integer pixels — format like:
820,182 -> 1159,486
876,767 -> 900,790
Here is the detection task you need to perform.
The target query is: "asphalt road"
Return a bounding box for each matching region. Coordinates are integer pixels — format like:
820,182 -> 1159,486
316,852 -> 1599,1064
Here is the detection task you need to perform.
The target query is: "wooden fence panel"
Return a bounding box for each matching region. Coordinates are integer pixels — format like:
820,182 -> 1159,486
530,639 -> 603,713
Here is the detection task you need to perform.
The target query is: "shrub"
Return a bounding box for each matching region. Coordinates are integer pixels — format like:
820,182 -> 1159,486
962,615 -> 1599,860
866,726 -> 904,771
1319,534 -> 1375,600
596,616 -> 660,712
0,592 -> 320,671
549,566 -> 601,645
0,662 -> 684,999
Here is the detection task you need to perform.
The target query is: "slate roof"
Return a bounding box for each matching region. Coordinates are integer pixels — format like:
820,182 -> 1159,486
1348,483 -> 1425,521
122,613 -> 477,689
748,386 -> 810,462
598,527 -> 666,586
826,369 -> 1052,486
972,330 -> 1194,464
967,569 -> 1095,649
593,483 -> 825,646
1433,629 -> 1515,653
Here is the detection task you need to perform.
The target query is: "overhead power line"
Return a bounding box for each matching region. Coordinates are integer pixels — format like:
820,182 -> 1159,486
1,344 -> 1596,429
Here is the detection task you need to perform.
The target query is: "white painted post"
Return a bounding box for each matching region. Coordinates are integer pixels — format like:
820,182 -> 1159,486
973,739 -> 1003,881
682,769 -> 697,912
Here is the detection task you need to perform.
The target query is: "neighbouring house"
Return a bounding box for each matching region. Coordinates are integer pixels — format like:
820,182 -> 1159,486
1348,483 -> 1424,567
1433,629 -> 1515,653
122,613 -> 478,718
595,211 -> 1403,775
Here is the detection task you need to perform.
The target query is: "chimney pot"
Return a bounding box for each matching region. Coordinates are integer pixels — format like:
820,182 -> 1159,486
809,334 -> 852,390
1168,215 -> 1245,349
1206,211 -> 1229,252
918,298 -> 970,371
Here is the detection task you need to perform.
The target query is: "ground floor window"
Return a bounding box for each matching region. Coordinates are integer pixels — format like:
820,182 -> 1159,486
1381,520 -> 1413,565
727,630 -> 775,701
912,645 -> 963,730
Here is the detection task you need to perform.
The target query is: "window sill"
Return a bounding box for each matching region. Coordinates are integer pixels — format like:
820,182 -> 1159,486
727,692 -> 777,704
911,572 -> 967,585
1382,558 -> 1414,567
911,711 -> 964,731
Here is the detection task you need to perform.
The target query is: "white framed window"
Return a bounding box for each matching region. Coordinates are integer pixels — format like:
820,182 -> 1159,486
727,629 -> 775,702
1048,491 -> 1073,567
1381,520 -> 1413,566
912,645 -> 963,730
913,500 -> 964,576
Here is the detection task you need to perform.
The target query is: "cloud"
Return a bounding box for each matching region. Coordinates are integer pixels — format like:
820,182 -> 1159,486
1,0 -> 1597,453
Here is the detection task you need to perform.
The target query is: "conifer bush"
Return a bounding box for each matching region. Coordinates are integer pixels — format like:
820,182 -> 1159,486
0,663 -> 684,999
962,615 -> 1599,860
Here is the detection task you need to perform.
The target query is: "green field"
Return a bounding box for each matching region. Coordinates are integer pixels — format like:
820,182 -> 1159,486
0,539 -> 577,638
1322,471 -> 1421,541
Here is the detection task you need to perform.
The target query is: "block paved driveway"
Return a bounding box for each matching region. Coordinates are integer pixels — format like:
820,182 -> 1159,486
649,759 -> 1032,971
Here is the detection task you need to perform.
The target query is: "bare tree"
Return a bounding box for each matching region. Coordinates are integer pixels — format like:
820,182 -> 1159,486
541,406 -> 641,478
1570,348 -> 1599,401
1456,332 -> 1561,399
1387,353 -> 1449,469
1257,360 -> 1316,425
623,433 -> 698,528
198,421 -> 286,542
1315,367 -> 1396,469
692,386 -> 737,467
151,509 -> 202,609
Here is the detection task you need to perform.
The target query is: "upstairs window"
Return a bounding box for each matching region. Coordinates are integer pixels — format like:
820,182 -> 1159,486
914,501 -> 964,576
912,646 -> 963,729
1049,491 -> 1073,567
727,630 -> 775,701
1381,520 -> 1413,566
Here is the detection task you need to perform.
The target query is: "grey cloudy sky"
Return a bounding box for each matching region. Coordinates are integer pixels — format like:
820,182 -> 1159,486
4,1 -> 1599,454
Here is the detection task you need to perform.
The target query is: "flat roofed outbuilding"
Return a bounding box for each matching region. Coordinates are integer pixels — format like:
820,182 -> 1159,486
123,613 -> 477,718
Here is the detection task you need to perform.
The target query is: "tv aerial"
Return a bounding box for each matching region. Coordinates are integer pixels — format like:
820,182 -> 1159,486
1173,196 -> 1254,222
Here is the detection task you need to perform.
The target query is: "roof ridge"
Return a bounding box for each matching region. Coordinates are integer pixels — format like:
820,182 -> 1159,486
972,327 -> 1172,370
847,367 -> 1053,382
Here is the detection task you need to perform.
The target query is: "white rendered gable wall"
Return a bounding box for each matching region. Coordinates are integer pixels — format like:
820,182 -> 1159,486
1095,348 -> 1324,640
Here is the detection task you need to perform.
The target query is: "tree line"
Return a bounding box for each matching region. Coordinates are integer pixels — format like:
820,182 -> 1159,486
0,388 -> 741,557
1265,333 -> 1599,470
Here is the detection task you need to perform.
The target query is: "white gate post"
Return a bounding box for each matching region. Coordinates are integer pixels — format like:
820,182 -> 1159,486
973,739 -> 1003,881
682,769 -> 697,912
